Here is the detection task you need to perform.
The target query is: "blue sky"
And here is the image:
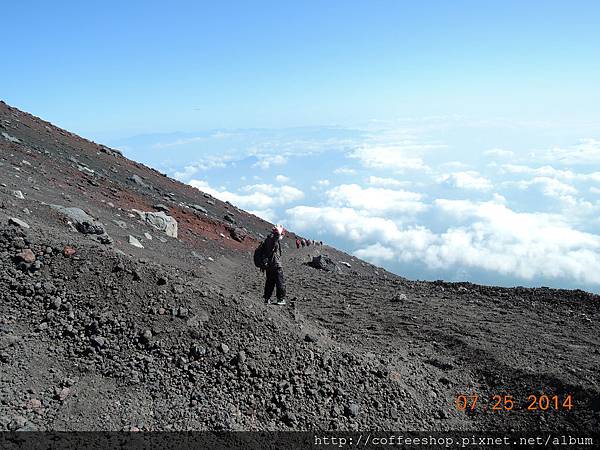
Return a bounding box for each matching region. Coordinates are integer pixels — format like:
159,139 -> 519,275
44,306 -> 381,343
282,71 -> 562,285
2,1 -> 600,291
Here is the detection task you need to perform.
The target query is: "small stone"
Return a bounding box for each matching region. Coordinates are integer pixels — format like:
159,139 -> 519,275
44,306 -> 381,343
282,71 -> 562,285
220,343 -> 229,354
12,190 -> 25,199
304,334 -> 318,343
25,398 -> 42,409
8,217 -> 30,229
55,387 -> 71,401
90,336 -> 106,348
144,232 -> 152,240
282,412 -> 297,425
157,276 -> 167,286
177,307 -> 189,318
189,345 -> 206,358
153,204 -> 170,213
140,329 -> 153,344
391,293 -> 408,303
128,235 -> 144,248
63,246 -> 76,257
234,351 -> 247,365
344,403 -> 359,417
15,249 -> 36,264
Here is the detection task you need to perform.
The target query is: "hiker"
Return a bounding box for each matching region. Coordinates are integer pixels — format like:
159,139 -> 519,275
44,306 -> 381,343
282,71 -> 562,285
301,239 -> 306,247
306,239 -> 311,247
260,224 -> 286,305
295,238 -> 300,249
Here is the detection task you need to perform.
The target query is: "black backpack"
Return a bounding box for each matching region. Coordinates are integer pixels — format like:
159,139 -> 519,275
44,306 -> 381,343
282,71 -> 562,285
253,239 -> 269,269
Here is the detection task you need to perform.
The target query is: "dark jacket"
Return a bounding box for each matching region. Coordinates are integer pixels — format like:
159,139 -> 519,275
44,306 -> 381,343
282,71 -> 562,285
263,234 -> 283,269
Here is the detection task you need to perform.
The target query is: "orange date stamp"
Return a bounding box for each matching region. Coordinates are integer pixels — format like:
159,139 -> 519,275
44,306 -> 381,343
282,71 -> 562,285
455,393 -> 574,412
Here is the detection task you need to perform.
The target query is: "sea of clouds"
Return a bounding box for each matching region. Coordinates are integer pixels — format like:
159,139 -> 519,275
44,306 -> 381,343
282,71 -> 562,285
109,118 -> 600,292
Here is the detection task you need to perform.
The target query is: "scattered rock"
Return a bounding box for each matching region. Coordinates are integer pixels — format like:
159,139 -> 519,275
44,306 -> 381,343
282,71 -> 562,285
233,351 -> 247,366
191,204 -> 208,214
307,255 -> 339,272
8,217 -> 30,229
15,248 -> 36,264
153,204 -> 170,213
230,227 -> 247,242
282,412 -> 297,425
220,343 -> 230,354
128,174 -> 149,188
12,190 -> 25,199
140,329 -> 153,344
304,334 -> 318,343
344,403 -> 359,417
63,247 -> 76,257
223,214 -> 236,224
132,210 -> 178,238
1,132 -> 20,143
128,235 -> 144,248
144,232 -> 152,240
391,293 -> 408,303
52,206 -> 107,235
54,387 -> 71,401
90,336 -> 106,348
25,398 -> 42,410
189,345 -> 207,358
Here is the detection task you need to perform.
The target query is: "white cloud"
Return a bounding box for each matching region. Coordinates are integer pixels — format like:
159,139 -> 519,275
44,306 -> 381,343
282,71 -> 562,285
354,243 -> 395,263
367,176 -> 410,187
152,136 -> 207,149
544,138 -> 600,165
285,206 -> 402,242
275,174 -> 290,183
189,180 -> 303,211
512,176 -> 578,198
500,164 -> 600,183
437,171 -> 493,191
333,167 -> 357,175
247,209 -> 277,222
287,197 -> 600,286
317,179 -> 330,187
252,154 -> 288,169
326,184 -> 427,215
406,199 -> 600,284
484,148 -> 515,159
350,145 -> 431,171
173,157 -> 230,180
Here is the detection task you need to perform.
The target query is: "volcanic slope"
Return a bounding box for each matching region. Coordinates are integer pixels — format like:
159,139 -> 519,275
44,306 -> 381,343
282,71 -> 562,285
0,101 -> 598,432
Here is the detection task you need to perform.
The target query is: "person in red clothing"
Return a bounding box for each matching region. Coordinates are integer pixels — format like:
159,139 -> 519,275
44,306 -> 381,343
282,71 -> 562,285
295,238 -> 301,249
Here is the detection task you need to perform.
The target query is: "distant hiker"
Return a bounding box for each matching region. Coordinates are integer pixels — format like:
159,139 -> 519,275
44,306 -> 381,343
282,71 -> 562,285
301,239 -> 306,247
306,239 -> 311,247
255,224 -> 287,305
295,238 -> 301,249
319,240 -> 323,246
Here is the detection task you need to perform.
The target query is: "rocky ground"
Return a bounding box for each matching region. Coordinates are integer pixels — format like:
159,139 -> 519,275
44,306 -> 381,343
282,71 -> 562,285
0,101 -> 598,432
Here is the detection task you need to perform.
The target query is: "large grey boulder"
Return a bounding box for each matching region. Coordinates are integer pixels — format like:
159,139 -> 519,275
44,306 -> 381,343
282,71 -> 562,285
52,206 -> 106,235
307,255 -> 340,272
132,210 -> 178,238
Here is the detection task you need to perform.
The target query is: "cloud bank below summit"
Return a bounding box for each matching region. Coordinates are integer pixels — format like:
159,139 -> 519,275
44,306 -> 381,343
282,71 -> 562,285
109,123 -> 600,292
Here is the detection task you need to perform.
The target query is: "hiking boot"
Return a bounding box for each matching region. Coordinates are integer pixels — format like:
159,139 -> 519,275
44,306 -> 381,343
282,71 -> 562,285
264,298 -> 271,304
275,299 -> 286,306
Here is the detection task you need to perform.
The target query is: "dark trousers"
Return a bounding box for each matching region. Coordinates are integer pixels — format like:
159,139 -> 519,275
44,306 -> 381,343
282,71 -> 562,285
264,267 -> 286,300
